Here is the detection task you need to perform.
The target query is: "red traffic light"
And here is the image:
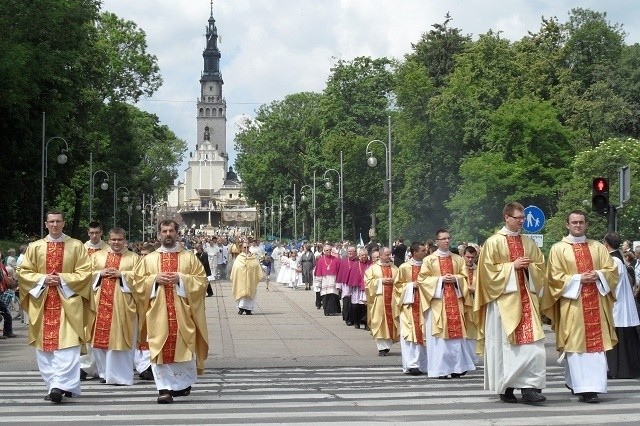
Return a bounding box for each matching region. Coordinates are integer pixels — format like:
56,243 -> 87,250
593,177 -> 608,192
591,177 -> 609,214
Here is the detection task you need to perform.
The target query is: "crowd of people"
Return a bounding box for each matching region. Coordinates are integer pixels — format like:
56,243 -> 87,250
5,200 -> 640,407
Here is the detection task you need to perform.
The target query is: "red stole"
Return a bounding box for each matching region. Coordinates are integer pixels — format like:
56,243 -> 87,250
411,265 -> 424,345
43,242 -> 65,352
381,265 -> 395,337
438,256 -> 463,339
93,252 -> 122,349
160,252 -> 179,363
572,243 -> 604,352
87,247 -> 101,256
506,236 -> 534,345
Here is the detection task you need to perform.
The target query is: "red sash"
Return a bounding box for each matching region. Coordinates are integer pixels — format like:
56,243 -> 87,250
43,242 -> 65,352
506,236 -> 534,345
382,265 -> 395,338
160,252 -> 179,363
93,252 -> 122,349
411,265 -> 424,345
572,242 -> 604,353
438,257 -> 463,339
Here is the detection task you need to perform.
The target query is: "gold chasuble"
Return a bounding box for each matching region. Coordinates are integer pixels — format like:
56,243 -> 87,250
231,252 -> 263,301
394,262 -> 428,345
419,253 -> 471,339
543,238 -> 618,354
464,266 -> 479,340
132,248 -> 209,374
365,262 -> 400,341
18,236 -> 93,351
474,231 -> 545,352
91,249 -> 138,351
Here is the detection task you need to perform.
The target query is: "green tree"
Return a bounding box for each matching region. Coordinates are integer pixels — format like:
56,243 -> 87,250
447,97 -> 573,241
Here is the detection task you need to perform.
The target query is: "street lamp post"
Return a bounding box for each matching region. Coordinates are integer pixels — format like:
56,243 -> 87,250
113,173 -> 130,228
300,171 -> 317,242
137,194 -> 153,241
323,152 -> 344,242
365,116 -> 393,248
282,183 -> 297,241
278,196 -> 283,241
89,154 -> 109,223
41,112 -> 70,237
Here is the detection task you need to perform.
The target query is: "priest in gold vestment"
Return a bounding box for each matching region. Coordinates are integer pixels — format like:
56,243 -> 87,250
133,220 -> 209,404
90,227 -> 138,385
18,211 -> 93,403
419,229 -> 476,379
543,210 -> 618,403
395,242 -> 429,375
231,242 -> 265,315
365,247 -> 400,356
475,202 -> 547,404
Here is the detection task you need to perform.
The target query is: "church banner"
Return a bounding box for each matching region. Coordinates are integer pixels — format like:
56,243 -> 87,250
222,209 -> 257,223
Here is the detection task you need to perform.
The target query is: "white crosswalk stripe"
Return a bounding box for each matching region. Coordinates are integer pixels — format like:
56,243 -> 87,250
0,365 -> 639,424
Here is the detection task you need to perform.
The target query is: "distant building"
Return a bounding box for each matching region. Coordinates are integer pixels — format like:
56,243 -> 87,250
166,5 -> 256,236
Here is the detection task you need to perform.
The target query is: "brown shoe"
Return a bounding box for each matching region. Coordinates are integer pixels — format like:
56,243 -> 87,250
157,390 -> 173,404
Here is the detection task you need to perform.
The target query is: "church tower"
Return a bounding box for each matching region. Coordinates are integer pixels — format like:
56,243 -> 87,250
167,2 -> 251,236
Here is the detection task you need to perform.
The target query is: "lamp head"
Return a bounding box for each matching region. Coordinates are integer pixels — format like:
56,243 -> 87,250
122,195 -> 129,203
301,194 -> 306,202
57,153 -> 68,164
325,180 -> 332,189
284,203 -> 289,209
100,180 -> 109,191
367,156 -> 377,168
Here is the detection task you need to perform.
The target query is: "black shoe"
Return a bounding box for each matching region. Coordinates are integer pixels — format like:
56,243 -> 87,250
346,321 -> 354,326
170,386 -> 191,397
407,368 -> 423,376
579,392 -> 599,403
451,371 -> 467,378
238,309 -> 244,315
522,388 -> 546,403
245,310 -> 252,315
206,294 -> 213,297
100,378 -> 106,384
499,393 -> 518,403
378,350 -> 388,357
49,388 -> 63,403
354,323 -> 360,329
139,366 -> 154,380
437,375 -> 450,379
63,391 -> 72,398
3,333 -> 17,338
80,369 -> 88,381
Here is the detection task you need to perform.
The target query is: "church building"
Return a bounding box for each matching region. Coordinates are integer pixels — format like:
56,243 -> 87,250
166,4 -> 256,235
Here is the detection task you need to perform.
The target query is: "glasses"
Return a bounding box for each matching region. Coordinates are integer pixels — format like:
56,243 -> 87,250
508,215 -> 525,220
436,237 -> 451,241
568,221 -> 585,225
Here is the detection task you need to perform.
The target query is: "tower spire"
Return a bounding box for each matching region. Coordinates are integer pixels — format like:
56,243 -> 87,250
202,2 -> 222,82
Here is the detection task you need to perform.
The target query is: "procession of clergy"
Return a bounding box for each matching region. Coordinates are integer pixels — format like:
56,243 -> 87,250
17,201 -> 640,405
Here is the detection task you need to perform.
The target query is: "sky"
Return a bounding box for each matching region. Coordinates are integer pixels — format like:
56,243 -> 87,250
101,0 -> 640,179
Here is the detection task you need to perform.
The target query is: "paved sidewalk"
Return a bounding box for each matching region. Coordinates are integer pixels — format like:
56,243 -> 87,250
206,279 -> 398,369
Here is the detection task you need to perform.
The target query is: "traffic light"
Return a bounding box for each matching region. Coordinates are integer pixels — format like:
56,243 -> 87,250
591,177 -> 609,214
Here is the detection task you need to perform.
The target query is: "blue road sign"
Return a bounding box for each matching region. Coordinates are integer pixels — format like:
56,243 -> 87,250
522,205 -> 545,233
